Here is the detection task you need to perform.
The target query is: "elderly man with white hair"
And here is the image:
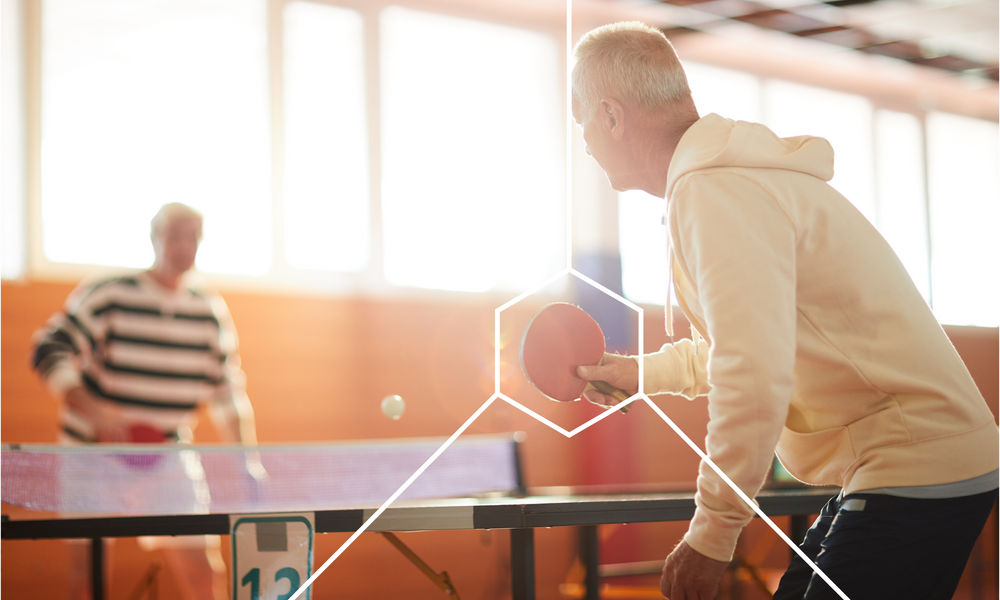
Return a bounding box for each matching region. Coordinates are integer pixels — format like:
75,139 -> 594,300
572,21 -> 998,600
32,202 -> 260,599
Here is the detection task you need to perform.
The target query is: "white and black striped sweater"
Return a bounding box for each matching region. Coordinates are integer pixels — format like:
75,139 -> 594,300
32,272 -> 246,443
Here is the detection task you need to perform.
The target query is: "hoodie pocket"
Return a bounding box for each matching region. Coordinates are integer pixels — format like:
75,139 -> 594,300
776,426 -> 856,486
845,402 -> 911,457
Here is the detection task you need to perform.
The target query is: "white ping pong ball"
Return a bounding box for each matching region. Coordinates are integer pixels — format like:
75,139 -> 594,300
381,395 -> 405,420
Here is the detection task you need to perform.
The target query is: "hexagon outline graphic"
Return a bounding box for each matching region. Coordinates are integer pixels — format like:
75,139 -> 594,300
292,269 -> 850,600
291,14 -> 847,598
494,266 -> 644,426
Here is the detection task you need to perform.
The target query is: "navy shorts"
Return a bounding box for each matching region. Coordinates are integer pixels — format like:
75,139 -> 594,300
773,488 -> 997,600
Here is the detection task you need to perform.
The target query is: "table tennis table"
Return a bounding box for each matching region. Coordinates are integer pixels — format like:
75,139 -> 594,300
2,486 -> 836,599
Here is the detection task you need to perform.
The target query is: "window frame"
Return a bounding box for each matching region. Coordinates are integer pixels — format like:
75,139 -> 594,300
9,0 -> 998,318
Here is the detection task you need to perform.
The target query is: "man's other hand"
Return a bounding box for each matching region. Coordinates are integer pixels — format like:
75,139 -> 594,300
64,387 -> 128,443
660,540 -> 729,600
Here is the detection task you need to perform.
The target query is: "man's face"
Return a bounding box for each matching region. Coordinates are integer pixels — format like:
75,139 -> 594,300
572,97 -> 603,164
572,96 -> 628,191
153,216 -> 202,274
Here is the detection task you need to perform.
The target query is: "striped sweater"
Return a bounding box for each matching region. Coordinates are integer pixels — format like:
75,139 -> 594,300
32,272 -> 247,443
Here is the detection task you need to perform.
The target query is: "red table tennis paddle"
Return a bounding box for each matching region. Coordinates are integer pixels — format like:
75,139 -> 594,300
128,424 -> 166,444
519,302 -> 631,412
118,424 -> 166,470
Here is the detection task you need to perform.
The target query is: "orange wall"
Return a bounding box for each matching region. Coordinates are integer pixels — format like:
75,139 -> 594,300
1,280 -> 697,599
2,280 -> 997,598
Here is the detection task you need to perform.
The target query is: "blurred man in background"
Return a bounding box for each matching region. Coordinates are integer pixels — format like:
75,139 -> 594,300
32,202 -> 260,599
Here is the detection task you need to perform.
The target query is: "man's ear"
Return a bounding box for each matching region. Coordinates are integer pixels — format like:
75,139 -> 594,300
599,98 -> 626,141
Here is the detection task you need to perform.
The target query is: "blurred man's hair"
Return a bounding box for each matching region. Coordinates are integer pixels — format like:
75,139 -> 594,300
150,203 -> 203,238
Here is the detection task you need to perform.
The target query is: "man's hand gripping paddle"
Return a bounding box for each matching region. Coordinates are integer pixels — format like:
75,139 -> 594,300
519,302 -> 631,413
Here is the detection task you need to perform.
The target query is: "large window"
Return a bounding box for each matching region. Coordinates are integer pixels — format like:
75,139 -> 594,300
13,1 -> 566,295
763,81 -> 877,224
874,110 -> 928,300
379,8 -> 564,293
1,0 -> 26,278
39,0 -> 272,276
618,189 -> 669,307
619,63 -> 999,327
926,113 -> 1000,326
6,2 -> 996,324
684,62 -> 761,123
282,2 -> 370,273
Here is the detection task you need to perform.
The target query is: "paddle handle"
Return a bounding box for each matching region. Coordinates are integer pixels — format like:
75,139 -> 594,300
590,380 -> 632,414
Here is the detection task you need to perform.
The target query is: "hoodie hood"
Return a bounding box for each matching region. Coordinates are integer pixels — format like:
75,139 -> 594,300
665,113 -> 835,198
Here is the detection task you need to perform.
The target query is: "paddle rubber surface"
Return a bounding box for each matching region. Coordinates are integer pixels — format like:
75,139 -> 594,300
519,303 -> 607,402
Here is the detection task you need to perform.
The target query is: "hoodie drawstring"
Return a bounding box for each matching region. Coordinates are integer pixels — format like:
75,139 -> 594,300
663,212 -> 674,343
664,210 -> 699,355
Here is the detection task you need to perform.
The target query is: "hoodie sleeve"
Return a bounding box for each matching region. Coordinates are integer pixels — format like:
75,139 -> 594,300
641,338 -> 711,399
669,171 -> 796,562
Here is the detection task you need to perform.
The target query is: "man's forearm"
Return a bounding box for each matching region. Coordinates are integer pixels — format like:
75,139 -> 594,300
212,393 -> 258,444
642,337 -> 711,398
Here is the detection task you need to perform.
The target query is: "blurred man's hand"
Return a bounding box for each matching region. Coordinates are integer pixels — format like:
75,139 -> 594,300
64,387 -> 128,442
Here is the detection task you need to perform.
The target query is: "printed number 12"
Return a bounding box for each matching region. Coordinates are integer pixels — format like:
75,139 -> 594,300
241,568 -> 260,600
242,567 -> 302,600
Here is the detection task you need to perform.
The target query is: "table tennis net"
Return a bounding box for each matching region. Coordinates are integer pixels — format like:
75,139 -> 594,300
1,434 -> 524,516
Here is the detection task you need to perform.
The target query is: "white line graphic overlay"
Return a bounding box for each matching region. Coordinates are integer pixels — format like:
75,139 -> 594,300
642,397 -> 850,599
286,396 -> 497,600
289,4 -> 850,598
285,389 -> 850,599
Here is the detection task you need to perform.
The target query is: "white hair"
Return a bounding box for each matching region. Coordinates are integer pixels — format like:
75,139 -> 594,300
572,22 -> 692,119
150,202 -> 203,238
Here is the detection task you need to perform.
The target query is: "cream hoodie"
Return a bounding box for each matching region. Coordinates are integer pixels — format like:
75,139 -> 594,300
644,114 -> 999,562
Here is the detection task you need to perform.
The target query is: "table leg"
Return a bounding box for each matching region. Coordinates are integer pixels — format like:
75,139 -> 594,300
580,525 -> 599,600
91,537 -> 105,600
510,528 -> 535,600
